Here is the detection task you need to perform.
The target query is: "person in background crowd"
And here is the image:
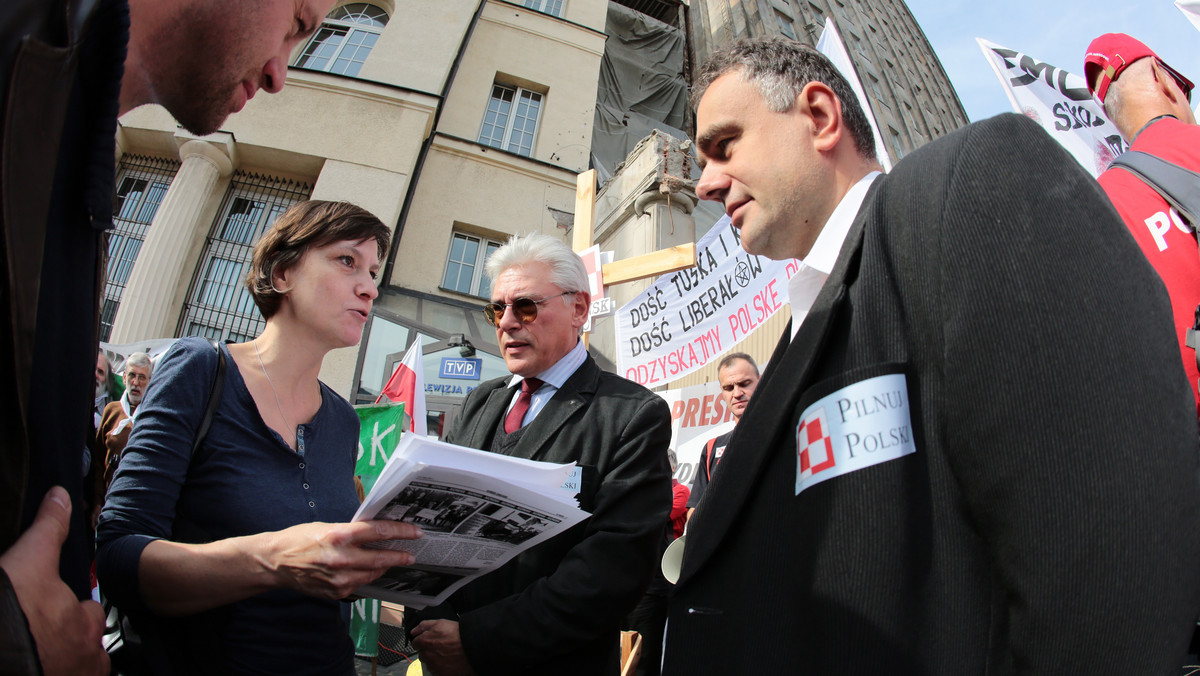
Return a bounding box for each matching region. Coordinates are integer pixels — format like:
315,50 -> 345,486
1085,33 -> 1200,412
409,232 -> 672,675
0,0 -> 337,673
94,351 -> 113,420
662,37 -> 1200,673
97,201 -> 421,674
90,352 -> 154,527
686,352 -> 759,522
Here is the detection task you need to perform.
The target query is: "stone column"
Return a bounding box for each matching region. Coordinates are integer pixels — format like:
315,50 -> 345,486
109,135 -> 235,342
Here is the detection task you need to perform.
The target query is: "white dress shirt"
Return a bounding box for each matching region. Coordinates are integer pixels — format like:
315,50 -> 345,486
790,171 -> 881,340
505,338 -> 587,427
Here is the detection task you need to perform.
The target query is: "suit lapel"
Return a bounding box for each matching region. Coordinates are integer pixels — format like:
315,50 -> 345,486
516,356 -> 597,462
678,182 -> 878,585
463,379 -> 516,450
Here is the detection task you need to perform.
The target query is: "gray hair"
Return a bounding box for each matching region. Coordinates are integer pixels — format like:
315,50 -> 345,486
691,37 -> 877,161
484,233 -> 588,299
1101,57 -> 1153,135
124,352 -> 153,377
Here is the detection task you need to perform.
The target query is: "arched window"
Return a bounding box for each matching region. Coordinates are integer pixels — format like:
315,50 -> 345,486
296,3 -> 389,77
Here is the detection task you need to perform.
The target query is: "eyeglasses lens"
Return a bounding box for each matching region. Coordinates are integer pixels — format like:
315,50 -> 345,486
484,297 -> 540,326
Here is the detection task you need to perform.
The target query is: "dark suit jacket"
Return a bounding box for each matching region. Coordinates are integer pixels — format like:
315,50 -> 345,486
422,352 -> 672,675
663,114 -> 1200,674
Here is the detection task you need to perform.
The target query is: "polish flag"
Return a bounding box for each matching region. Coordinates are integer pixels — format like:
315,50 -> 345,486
376,341 -> 427,436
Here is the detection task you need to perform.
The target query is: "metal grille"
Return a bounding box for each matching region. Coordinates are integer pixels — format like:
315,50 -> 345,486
99,155 -> 180,342
177,173 -> 311,343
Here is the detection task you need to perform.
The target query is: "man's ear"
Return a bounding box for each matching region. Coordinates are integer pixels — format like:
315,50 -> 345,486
798,81 -> 843,154
1150,60 -> 1189,107
571,290 -> 591,330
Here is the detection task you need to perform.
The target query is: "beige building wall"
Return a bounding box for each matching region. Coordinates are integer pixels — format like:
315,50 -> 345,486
357,0 -> 475,93
438,2 -> 605,172
392,138 -> 578,298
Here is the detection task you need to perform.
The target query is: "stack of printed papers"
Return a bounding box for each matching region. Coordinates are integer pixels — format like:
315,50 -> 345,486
353,434 -> 589,608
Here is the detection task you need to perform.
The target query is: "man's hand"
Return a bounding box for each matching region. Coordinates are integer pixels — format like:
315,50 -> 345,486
0,487 -> 108,676
412,619 -> 476,676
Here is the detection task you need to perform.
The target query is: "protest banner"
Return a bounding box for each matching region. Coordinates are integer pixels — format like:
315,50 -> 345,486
614,216 -> 797,387
657,380 -> 736,484
350,403 -> 407,658
977,38 -> 1125,177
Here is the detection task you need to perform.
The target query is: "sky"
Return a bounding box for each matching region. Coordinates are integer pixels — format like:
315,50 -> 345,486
904,0 -> 1200,122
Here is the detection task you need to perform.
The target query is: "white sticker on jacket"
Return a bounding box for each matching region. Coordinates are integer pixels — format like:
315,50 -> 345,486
795,373 -> 915,495
561,465 -> 583,493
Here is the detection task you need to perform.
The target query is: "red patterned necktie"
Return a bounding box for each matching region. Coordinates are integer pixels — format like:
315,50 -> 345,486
504,378 -> 543,434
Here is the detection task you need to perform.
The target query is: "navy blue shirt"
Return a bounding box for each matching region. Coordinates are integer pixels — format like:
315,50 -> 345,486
97,337 -> 361,675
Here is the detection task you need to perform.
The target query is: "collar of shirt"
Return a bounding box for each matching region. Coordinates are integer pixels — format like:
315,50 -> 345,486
506,338 -> 587,422
789,171 -> 881,340
1131,114 -> 1178,143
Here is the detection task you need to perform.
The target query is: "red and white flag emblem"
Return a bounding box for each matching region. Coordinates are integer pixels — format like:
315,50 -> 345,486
797,407 -> 836,481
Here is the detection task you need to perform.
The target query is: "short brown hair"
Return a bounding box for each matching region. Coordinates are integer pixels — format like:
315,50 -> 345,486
245,200 -> 391,318
718,352 -> 759,376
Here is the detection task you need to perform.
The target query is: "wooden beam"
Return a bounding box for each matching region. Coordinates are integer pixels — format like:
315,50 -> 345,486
601,243 -> 696,286
572,169 -> 596,251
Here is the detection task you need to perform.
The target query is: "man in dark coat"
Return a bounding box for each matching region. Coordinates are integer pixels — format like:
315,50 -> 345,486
411,232 -> 672,675
662,37 -> 1200,674
0,1 -> 333,673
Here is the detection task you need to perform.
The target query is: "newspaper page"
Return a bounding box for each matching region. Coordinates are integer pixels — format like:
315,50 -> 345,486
352,436 -> 590,608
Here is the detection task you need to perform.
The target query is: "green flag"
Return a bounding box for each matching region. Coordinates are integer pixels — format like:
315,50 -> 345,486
350,402 -> 407,658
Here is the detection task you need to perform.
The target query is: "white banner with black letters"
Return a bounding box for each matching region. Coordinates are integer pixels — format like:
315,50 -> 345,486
614,216 -> 797,387
977,38 -> 1125,177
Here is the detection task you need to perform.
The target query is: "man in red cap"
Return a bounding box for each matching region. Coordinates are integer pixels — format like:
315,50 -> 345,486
1086,33 -> 1200,411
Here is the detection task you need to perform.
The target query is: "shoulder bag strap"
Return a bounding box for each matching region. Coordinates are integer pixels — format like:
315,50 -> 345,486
1109,150 -> 1200,227
1109,151 -> 1200,378
704,437 -> 717,481
189,339 -> 226,462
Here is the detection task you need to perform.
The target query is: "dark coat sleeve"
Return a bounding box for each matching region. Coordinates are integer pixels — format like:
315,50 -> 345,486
94,338 -> 218,612
897,113 -> 1200,671
452,385 -> 673,672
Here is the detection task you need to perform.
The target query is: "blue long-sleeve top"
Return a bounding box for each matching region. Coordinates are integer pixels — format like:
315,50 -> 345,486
96,337 -> 361,675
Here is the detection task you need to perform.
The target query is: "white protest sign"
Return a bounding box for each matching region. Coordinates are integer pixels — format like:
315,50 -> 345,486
656,380 -> 737,485
977,38 -> 1125,177
615,216 -> 797,387
817,18 -> 893,172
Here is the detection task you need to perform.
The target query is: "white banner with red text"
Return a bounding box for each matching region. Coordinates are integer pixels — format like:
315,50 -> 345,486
656,380 -> 736,485
614,216 -> 797,387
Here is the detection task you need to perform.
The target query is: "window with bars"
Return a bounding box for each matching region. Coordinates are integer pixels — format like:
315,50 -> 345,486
774,9 -> 797,40
522,0 -> 564,17
177,174 -> 311,343
442,232 -> 503,298
296,3 -> 389,77
99,155 -> 180,341
478,83 -> 543,157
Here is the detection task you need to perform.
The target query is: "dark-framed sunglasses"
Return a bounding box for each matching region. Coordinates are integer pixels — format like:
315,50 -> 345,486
1158,59 -> 1194,103
483,291 -> 578,326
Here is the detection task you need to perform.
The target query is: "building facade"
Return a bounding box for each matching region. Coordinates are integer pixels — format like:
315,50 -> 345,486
106,0 -> 967,429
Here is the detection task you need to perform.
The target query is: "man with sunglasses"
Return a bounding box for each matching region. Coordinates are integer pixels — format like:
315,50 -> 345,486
409,233 -> 672,675
1087,33 -> 1200,413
